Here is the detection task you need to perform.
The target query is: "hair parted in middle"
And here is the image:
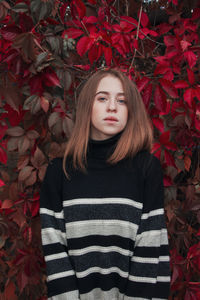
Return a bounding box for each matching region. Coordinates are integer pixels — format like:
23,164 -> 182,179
63,68 -> 153,176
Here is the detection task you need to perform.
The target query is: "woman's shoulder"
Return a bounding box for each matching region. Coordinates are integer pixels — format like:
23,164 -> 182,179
134,149 -> 153,163
48,157 -> 63,166
135,149 -> 160,163
133,149 -> 162,177
45,157 -> 64,179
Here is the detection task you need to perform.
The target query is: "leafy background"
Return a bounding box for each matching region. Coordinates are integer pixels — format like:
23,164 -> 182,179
0,0 -> 200,299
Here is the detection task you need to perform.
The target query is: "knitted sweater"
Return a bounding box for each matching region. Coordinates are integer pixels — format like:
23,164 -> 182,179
39,134 -> 171,300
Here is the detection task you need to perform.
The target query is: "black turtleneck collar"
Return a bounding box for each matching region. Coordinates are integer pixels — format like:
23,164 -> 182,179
87,132 -> 122,166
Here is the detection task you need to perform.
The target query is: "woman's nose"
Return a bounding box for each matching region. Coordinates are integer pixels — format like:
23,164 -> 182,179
107,98 -> 117,111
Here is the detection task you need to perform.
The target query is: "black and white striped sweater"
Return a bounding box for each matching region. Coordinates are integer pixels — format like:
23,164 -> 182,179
39,134 -> 171,300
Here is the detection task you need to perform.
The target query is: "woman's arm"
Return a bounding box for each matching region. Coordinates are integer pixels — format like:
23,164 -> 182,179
39,158 -> 80,300
125,155 -> 171,299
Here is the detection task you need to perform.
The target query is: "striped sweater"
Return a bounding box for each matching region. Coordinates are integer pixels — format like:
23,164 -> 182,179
39,134 -> 171,300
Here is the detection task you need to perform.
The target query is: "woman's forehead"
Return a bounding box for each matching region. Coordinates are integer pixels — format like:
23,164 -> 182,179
96,75 -> 124,93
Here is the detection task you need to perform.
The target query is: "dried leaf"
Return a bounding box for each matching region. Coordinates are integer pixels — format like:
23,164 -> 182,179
6,126 -> 24,137
3,280 -> 18,300
56,69 -> 72,91
62,116 -> 74,138
18,136 -> 30,155
3,86 -> 22,112
26,130 -> 40,140
9,182 -> 19,202
18,166 -> 34,181
1,199 -> 13,209
31,147 -> 46,169
12,33 -> 36,63
35,52 -> 49,68
184,156 -> 191,172
38,164 -> 47,181
7,137 -> 19,151
17,155 -> 29,170
30,0 -> 54,22
40,96 -> 49,113
25,170 -> 37,186
48,111 -> 60,128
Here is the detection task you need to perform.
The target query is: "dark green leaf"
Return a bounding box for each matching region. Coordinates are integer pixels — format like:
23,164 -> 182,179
12,3 -> 29,13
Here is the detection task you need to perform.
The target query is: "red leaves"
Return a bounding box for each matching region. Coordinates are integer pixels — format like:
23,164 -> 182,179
1,104 -> 26,126
0,179 -> 5,187
2,281 -> 18,300
154,84 -> 167,112
64,13 -> 153,63
184,88 -> 194,107
168,0 -> 178,5
184,282 -> 200,300
63,28 -> 84,39
184,51 -> 197,68
15,193 -> 40,218
0,121 -> 8,140
140,11 -> 149,28
77,36 -> 92,56
152,117 -> 164,133
160,131 -> 177,151
0,140 -> 7,164
70,0 -> 86,19
170,248 -> 185,286
174,80 -> 189,89
187,69 -> 195,86
136,76 -> 150,92
13,246 -> 44,292
104,46 -> 112,66
113,18 -> 136,33
186,242 -> 200,274
159,78 -> 178,98
29,68 -> 61,96
180,40 -> 191,52
1,25 -> 21,41
152,131 -> 177,167
44,71 -> 61,87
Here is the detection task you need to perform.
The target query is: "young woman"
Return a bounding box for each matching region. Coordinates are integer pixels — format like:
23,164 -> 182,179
40,69 -> 171,300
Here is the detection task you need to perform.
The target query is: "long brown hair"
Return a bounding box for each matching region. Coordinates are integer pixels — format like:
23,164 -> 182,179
63,69 -> 153,177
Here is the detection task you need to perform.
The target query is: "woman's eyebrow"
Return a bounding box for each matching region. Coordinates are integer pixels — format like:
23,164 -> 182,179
95,91 -> 125,96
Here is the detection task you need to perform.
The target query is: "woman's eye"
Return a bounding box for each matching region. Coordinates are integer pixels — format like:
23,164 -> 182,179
98,97 -> 107,101
117,99 -> 126,104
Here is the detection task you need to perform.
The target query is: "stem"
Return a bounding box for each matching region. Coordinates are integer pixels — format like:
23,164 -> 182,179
129,4 -> 143,72
123,16 -> 165,46
125,0 -> 129,16
80,20 -> 90,36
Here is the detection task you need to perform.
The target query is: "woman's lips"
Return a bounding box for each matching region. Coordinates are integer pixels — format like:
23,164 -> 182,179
104,117 -> 118,122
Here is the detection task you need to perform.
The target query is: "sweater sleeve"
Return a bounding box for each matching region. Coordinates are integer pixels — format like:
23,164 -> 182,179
125,155 -> 171,300
39,158 -> 80,300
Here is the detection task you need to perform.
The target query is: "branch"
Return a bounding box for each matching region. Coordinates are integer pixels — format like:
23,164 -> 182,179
129,4 -> 143,72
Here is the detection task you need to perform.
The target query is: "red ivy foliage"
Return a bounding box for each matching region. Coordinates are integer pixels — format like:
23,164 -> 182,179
0,0 -> 200,299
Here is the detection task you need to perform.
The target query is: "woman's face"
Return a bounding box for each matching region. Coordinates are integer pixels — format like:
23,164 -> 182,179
90,75 -> 128,140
